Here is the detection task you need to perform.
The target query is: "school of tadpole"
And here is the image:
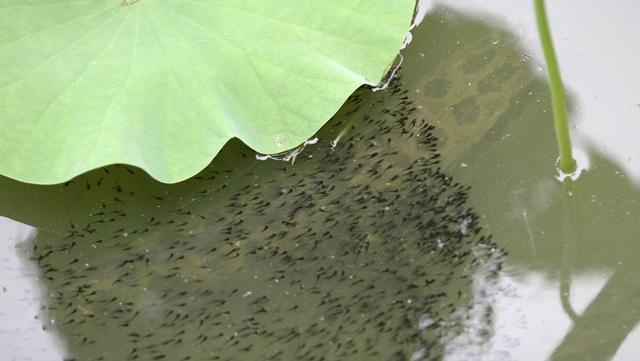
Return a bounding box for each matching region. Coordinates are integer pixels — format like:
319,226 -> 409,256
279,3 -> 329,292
15,76 -> 501,361
7,9 -> 513,361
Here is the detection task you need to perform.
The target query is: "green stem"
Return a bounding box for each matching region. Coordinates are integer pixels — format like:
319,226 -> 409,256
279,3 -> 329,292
534,0 -> 576,174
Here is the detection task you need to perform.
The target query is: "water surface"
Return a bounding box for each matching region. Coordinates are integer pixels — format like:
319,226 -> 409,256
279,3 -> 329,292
1,3 -> 639,361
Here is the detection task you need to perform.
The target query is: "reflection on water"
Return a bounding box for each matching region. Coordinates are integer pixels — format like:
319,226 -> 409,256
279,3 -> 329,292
0,218 -> 65,360
441,0 -> 640,185
486,272 -> 612,360
433,3 -> 640,360
446,45 -> 640,358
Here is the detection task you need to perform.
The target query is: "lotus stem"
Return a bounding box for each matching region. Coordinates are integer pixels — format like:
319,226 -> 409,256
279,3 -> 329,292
534,0 -> 576,174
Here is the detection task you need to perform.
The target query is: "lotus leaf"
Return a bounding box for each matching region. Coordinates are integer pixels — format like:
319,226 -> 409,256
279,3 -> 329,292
0,0 -> 414,184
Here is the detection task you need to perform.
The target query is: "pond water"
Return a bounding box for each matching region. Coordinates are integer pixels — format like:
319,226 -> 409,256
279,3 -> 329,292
1,2 -> 639,361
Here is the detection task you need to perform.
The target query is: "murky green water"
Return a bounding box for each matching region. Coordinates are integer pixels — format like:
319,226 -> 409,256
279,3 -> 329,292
1,2 -> 639,361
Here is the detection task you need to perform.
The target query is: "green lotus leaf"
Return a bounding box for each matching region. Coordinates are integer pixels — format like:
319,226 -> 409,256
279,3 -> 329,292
0,0 -> 414,184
